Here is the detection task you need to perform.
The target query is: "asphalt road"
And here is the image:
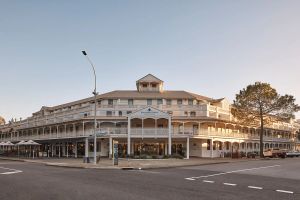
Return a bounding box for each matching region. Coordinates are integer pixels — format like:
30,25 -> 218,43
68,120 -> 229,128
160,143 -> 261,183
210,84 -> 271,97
0,158 -> 299,200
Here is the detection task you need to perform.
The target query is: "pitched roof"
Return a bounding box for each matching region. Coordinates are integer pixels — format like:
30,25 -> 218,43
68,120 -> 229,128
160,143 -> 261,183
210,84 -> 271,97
96,90 -> 213,100
45,90 -> 220,110
136,74 -> 163,83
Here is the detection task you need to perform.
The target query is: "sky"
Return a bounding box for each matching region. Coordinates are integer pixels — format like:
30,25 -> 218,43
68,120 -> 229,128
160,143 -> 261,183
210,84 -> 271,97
0,0 -> 300,121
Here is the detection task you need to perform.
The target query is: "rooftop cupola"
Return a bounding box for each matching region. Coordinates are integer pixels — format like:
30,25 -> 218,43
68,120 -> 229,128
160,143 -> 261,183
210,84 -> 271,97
136,74 -> 164,92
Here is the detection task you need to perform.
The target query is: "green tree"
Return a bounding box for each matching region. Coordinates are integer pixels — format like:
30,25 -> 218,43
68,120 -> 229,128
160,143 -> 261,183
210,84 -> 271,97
0,116 -> 5,125
232,82 -> 300,157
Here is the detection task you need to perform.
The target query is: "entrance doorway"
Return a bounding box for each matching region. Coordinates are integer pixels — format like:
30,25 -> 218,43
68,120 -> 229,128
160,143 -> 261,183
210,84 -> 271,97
133,142 -> 165,158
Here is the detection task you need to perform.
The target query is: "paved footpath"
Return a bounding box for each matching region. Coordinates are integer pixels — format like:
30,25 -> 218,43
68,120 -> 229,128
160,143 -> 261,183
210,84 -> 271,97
0,158 -> 299,200
0,156 -> 254,169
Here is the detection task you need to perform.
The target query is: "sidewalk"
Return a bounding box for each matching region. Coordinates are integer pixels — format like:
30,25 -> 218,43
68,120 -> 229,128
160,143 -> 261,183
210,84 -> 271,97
0,156 -> 258,170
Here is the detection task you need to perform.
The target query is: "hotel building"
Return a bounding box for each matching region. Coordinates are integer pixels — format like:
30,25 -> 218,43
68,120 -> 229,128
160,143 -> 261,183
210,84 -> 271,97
0,74 -> 299,159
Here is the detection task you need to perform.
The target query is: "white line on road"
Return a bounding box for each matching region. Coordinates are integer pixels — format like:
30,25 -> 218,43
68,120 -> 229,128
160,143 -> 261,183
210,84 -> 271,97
203,180 -> 214,183
185,178 -> 196,181
0,166 -> 23,175
1,170 -> 22,175
275,190 -> 294,194
248,186 -> 263,190
223,183 -> 237,186
186,165 -> 281,179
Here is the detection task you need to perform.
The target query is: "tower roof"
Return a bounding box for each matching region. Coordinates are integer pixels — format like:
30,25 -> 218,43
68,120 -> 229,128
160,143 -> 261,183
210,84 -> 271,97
136,74 -> 163,83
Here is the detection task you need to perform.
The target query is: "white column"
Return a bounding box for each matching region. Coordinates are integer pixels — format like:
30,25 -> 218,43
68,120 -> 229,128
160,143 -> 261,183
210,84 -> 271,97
155,119 -> 157,136
127,117 -> 131,157
210,139 -> 213,158
75,141 -> 78,158
109,137 -> 112,158
142,118 -> 144,138
183,123 -> 185,134
85,138 -> 89,158
186,137 -> 190,159
56,126 -> 59,138
66,142 -> 68,158
64,124 -> 67,137
51,144 -> 54,157
165,141 -> 168,155
59,143 -> 61,158
82,122 -> 85,136
73,124 -> 76,137
198,122 -> 201,135
168,116 -> 172,155
222,142 -> 225,158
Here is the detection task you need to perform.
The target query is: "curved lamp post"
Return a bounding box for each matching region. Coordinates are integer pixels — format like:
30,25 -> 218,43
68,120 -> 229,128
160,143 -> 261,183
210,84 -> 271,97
82,50 -> 98,164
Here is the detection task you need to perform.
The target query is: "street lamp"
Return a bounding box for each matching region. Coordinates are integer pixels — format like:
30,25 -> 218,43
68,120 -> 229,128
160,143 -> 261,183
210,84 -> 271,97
82,50 -> 98,165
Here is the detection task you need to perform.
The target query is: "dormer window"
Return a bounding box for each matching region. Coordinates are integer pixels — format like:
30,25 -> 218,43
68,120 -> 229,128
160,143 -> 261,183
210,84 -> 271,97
136,74 -> 164,92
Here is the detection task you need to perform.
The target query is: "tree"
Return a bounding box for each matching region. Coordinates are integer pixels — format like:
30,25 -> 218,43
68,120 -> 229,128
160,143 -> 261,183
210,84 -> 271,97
232,82 -> 300,157
0,116 -> 5,125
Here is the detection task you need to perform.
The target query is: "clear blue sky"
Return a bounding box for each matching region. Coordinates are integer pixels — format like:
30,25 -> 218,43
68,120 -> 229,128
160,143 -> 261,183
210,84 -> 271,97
1,1 -> 299,121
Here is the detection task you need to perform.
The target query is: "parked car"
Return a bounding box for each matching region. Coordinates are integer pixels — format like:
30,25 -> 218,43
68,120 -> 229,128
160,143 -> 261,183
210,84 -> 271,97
286,150 -> 300,158
263,148 -> 286,158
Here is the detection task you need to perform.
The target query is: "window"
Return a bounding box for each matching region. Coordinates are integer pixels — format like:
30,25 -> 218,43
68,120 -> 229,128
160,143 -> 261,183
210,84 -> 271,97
118,111 -> 122,116
151,83 -> 157,88
127,111 -> 132,115
157,99 -> 163,105
166,99 -> 172,105
128,99 -> 133,106
177,99 -> 182,105
188,99 -> 193,105
190,111 -> 196,117
108,99 -> 113,105
147,99 -> 152,105
167,111 -> 173,115
142,83 -> 147,88
97,100 -> 101,105
106,111 -> 112,116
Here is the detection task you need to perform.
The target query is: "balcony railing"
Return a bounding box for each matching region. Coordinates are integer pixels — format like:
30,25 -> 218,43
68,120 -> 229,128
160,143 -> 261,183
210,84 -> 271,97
0,127 -> 295,143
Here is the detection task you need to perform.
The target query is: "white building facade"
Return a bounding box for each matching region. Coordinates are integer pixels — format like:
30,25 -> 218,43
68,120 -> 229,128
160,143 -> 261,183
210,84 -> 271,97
0,74 -> 299,159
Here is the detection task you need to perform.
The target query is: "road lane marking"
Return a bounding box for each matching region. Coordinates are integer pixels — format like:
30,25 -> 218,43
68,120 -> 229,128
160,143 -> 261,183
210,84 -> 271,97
275,190 -> 294,194
248,186 -> 263,190
186,165 -> 280,179
1,170 -> 22,175
203,180 -> 214,183
185,178 -> 196,181
0,166 -> 23,175
223,183 -> 237,186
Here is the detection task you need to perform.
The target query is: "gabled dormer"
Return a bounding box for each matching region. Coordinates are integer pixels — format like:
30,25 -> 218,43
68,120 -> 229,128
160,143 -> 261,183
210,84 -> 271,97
136,74 -> 164,92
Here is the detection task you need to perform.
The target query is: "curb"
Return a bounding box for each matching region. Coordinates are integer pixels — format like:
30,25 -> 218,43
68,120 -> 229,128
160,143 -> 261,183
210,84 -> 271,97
0,157 -> 268,170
